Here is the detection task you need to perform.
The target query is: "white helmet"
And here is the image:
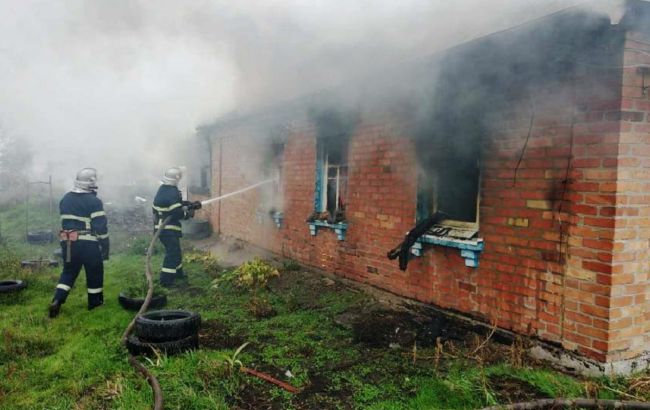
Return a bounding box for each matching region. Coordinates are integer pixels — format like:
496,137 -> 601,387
72,168 -> 98,193
161,167 -> 183,186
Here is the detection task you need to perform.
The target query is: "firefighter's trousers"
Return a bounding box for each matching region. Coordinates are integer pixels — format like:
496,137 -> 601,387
160,235 -> 184,286
53,240 -> 104,308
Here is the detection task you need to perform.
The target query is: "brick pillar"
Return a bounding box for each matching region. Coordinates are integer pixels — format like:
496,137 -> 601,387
605,31 -> 650,362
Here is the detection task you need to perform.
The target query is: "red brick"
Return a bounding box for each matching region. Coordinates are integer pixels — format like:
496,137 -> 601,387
210,64 -> 650,363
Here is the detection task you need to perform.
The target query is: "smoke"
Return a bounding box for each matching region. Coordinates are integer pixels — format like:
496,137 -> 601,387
0,0 -> 584,198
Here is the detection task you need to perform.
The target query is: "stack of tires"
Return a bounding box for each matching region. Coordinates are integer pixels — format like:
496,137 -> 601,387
127,310 -> 201,356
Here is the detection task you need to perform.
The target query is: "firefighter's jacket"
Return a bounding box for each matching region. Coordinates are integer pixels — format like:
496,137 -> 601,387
153,184 -> 189,237
59,192 -> 110,255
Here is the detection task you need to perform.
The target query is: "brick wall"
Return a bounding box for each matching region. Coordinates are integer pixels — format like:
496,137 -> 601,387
606,30 -> 650,361
198,18 -> 650,365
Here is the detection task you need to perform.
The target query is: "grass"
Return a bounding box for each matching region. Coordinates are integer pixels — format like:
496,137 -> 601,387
1,203 -> 650,409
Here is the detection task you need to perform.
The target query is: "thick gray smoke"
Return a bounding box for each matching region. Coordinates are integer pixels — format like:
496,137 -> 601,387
0,0 -> 583,198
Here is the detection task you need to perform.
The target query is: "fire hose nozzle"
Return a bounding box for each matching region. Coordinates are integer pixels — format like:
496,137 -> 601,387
187,201 -> 202,210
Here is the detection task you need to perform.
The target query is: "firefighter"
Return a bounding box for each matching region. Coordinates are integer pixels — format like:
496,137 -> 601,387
153,167 -> 201,287
49,168 -> 109,318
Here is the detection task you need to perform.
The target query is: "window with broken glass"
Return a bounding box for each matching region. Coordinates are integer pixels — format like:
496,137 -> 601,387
417,147 -> 481,239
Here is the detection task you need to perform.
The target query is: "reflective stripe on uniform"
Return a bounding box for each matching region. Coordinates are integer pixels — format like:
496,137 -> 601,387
57,283 -> 71,292
161,267 -> 176,273
78,234 -> 98,241
87,288 -> 103,294
155,223 -> 182,231
61,214 -> 91,229
96,233 -> 109,239
90,211 -> 106,219
152,203 -> 182,213
176,263 -> 183,270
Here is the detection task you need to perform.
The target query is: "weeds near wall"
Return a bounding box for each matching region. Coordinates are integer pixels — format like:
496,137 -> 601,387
185,250 -> 220,277
213,258 -> 279,318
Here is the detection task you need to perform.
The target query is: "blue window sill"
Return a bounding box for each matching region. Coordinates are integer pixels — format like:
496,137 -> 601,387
411,235 -> 484,268
308,221 -> 348,241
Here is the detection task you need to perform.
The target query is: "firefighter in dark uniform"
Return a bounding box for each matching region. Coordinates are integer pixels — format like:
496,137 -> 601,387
49,168 -> 109,318
153,167 -> 201,287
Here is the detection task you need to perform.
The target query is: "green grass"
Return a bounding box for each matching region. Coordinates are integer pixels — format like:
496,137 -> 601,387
1,203 -> 649,409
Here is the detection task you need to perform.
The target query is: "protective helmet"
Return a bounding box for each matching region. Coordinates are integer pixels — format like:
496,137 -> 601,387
72,168 -> 98,193
161,166 -> 183,186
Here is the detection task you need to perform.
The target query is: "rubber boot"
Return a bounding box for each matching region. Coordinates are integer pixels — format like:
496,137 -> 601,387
49,300 -> 61,318
174,271 -> 189,287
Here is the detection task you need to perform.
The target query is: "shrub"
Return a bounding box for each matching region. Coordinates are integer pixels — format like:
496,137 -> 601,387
185,250 -> 220,275
214,258 -> 279,293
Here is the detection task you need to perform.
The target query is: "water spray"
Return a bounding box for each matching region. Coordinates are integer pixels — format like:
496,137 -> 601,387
200,178 -> 277,206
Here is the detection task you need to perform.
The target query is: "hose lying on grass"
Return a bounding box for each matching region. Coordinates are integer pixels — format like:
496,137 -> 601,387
481,398 -> 650,410
240,366 -> 300,394
121,216 -> 171,410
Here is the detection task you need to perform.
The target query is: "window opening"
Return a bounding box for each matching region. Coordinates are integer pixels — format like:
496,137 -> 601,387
417,145 -> 480,240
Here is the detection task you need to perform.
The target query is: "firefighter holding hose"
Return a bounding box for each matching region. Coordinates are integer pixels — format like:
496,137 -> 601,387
49,168 -> 109,318
153,167 -> 201,287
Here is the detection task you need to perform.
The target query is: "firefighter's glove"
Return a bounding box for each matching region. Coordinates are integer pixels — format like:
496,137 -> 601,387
183,201 -> 202,219
182,206 -> 195,219
101,247 -> 110,261
100,239 -> 110,261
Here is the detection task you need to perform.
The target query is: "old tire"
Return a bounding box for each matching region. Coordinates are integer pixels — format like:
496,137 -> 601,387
181,219 -> 211,239
135,310 -> 201,342
26,230 -> 54,244
0,280 -> 27,293
118,293 -> 168,311
126,333 -> 198,356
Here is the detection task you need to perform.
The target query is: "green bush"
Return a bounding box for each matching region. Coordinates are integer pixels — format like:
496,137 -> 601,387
213,258 -> 279,293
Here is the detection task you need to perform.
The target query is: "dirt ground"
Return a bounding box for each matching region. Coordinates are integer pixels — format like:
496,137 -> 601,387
192,244 -> 555,409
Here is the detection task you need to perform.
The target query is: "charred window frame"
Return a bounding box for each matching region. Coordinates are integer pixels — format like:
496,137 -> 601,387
315,135 -> 349,221
414,64 -> 485,231
417,154 -> 481,229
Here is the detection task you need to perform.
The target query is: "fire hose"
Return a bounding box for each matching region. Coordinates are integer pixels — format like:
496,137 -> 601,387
118,180 -> 278,409
481,398 -> 650,409
199,178 -> 276,207
121,216 -> 171,410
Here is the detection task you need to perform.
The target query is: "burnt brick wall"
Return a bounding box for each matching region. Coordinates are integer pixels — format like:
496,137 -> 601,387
202,26 -> 650,364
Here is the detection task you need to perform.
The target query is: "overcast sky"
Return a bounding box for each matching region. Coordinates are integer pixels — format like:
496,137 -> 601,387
0,0 -> 585,190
